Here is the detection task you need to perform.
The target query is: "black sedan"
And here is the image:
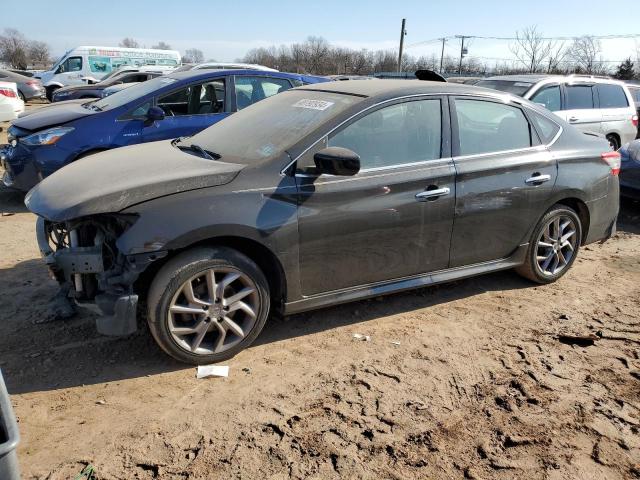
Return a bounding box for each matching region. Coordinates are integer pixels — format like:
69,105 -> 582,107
26,80 -> 620,364
51,69 -> 163,102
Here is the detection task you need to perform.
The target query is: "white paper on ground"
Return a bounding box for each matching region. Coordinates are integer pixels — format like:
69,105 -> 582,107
196,365 -> 229,379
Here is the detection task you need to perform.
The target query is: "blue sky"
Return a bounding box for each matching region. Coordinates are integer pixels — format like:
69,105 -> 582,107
3,0 -> 639,63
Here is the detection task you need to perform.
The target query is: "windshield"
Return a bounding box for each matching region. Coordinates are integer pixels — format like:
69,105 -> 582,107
189,89 -> 362,163
92,76 -> 178,111
476,80 -> 534,97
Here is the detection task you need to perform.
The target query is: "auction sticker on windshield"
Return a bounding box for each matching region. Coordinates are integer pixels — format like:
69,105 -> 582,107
292,99 -> 334,111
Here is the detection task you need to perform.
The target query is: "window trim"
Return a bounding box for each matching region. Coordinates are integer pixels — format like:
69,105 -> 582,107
450,95 -> 541,159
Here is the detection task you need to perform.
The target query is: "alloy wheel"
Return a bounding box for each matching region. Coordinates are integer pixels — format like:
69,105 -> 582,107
167,267 -> 259,355
535,215 -> 578,276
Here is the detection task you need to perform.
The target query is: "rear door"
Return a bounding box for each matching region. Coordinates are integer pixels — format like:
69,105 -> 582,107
558,84 -> 602,134
141,78 -> 230,142
449,96 -> 557,267
295,96 -> 455,295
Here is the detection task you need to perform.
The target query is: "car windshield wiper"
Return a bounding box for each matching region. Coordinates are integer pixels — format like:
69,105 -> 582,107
173,140 -> 220,161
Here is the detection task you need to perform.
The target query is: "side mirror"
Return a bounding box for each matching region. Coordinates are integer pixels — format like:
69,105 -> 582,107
145,106 -> 165,125
313,147 -> 360,176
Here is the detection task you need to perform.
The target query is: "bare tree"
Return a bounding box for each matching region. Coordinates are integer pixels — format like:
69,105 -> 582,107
28,40 -> 50,65
119,37 -> 140,48
0,28 -> 29,69
569,36 -> 602,74
152,41 -> 172,50
182,48 -> 204,64
546,41 -> 568,73
509,26 -> 555,73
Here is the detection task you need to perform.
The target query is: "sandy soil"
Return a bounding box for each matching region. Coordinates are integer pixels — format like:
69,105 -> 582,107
1,114 -> 640,479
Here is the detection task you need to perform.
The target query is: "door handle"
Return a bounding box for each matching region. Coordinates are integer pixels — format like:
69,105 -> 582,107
569,116 -> 579,122
415,187 -> 450,201
525,173 -> 551,185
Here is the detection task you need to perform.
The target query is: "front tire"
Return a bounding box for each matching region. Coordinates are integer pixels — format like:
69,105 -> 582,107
516,205 -> 582,284
147,247 -> 270,365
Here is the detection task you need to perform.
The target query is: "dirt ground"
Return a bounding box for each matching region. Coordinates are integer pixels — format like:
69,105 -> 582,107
1,113 -> 640,480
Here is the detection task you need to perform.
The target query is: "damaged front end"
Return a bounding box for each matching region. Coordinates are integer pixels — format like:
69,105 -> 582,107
35,214 -> 164,336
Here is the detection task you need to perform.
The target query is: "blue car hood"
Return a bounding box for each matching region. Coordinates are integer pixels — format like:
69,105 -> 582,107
25,140 -> 245,222
13,99 -> 94,131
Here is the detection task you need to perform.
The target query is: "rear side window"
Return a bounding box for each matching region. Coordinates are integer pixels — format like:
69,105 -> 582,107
329,99 -> 442,169
565,85 -> 595,110
454,99 -> 532,156
530,85 -> 561,112
529,111 -> 560,144
235,76 -> 292,111
597,84 -> 629,108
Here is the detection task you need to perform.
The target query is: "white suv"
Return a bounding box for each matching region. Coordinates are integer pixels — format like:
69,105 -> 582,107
477,74 -> 639,149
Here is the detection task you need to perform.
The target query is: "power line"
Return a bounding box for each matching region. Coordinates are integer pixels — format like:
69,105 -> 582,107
406,33 -> 640,49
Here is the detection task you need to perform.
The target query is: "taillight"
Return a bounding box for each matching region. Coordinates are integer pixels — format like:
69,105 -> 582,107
601,151 -> 621,176
27,80 -> 39,86
0,88 -> 16,98
633,114 -> 639,128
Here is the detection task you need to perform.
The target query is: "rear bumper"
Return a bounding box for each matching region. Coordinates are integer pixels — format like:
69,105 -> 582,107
584,177 -> 620,244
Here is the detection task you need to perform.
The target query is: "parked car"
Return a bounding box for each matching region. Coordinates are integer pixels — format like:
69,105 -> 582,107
476,74 -> 638,149
0,69 -> 45,101
2,70 -> 328,191
25,80 -> 620,364
174,62 -> 278,73
0,82 -> 24,122
620,139 -> 640,199
52,68 -> 165,102
100,82 -> 139,98
35,45 -> 182,99
626,82 -> 640,138
446,76 -> 482,85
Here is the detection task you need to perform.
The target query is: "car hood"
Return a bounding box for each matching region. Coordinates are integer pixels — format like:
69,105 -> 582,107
13,100 -> 94,131
25,140 -> 245,222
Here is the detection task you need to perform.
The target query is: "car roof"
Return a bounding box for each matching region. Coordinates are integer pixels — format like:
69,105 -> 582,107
165,69 -> 307,82
480,74 -> 557,83
297,79 -> 509,99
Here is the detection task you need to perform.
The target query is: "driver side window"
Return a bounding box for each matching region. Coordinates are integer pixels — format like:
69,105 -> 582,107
328,99 -> 442,170
56,56 -> 83,74
530,85 -> 561,112
156,79 -> 225,116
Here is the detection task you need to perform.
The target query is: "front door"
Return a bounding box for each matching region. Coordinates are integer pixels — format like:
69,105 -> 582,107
449,96 -> 557,267
296,97 -> 456,296
142,78 -> 230,143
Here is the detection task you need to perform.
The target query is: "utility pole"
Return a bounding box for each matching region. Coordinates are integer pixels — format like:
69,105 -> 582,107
439,38 -> 446,74
397,18 -> 406,73
456,35 -> 470,75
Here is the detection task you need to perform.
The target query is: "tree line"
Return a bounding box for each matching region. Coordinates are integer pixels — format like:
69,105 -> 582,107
2,27 -> 639,80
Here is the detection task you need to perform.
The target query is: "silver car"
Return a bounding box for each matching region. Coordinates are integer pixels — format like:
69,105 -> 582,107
477,74 -> 638,149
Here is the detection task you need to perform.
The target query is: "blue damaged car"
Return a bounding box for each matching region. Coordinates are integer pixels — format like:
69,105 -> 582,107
1,70 -> 328,191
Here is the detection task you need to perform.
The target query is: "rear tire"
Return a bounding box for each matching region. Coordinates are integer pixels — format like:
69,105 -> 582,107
606,134 -> 620,151
18,90 -> 25,102
515,204 -> 582,284
147,247 -> 270,365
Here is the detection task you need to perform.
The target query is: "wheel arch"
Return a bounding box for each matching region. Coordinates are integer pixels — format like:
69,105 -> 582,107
553,197 -> 590,245
135,235 -> 288,315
